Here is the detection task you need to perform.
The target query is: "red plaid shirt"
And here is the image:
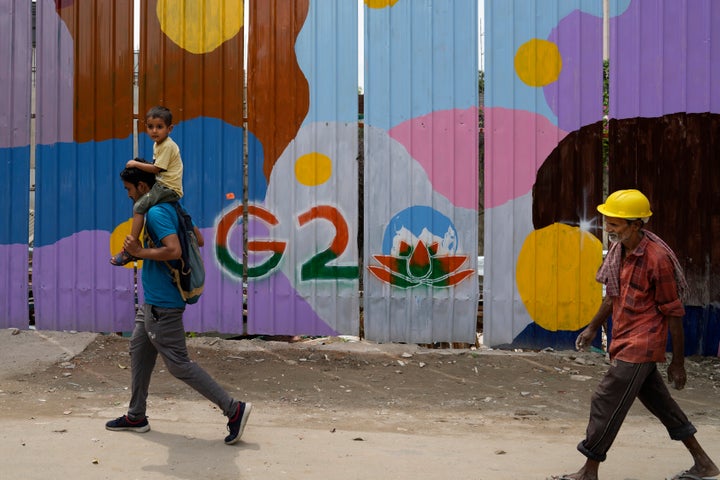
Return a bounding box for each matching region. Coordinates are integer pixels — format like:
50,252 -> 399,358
608,235 -> 685,363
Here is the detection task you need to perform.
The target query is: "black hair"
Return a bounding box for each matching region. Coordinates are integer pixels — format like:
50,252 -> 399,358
145,105 -> 173,126
120,158 -> 156,188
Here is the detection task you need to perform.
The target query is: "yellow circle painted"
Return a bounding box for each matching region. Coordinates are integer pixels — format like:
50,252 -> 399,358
514,38 -> 562,87
110,219 -> 143,270
516,223 -> 603,332
295,152 -> 333,187
156,0 -> 244,54
364,0 -> 400,8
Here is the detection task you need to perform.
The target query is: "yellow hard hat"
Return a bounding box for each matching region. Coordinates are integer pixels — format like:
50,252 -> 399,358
597,189 -> 653,219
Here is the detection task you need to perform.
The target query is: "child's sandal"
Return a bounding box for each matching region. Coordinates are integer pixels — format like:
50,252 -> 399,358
110,250 -> 136,266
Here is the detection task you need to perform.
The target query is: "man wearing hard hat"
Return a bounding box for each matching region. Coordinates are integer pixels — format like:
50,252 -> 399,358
550,190 -> 718,480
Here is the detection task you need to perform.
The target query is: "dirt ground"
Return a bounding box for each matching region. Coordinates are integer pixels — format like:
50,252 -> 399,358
1,328 -> 719,480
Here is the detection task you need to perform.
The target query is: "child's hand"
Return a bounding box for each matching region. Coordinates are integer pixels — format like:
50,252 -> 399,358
126,159 -> 136,168
123,235 -> 141,256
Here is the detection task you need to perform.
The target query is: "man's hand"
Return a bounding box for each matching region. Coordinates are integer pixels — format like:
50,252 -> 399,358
575,327 -> 597,351
667,362 -> 687,390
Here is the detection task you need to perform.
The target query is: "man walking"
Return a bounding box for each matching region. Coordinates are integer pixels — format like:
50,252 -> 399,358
105,163 -> 251,445
551,189 -> 718,480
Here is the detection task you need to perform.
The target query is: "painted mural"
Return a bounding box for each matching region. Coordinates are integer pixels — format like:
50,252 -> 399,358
34,0 -> 136,332
29,0 -> 363,336
0,0 -> 31,329
484,0 -> 618,349
607,0 -> 720,355
485,0 -> 720,355
2,0 -> 477,339
134,0 -> 247,333
243,0 -> 360,336
363,0 -> 479,344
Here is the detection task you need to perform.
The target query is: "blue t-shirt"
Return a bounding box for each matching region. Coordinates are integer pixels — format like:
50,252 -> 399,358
142,203 -> 185,308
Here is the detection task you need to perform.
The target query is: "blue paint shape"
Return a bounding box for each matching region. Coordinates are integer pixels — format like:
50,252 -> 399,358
382,206 -> 458,255
0,146 -> 30,245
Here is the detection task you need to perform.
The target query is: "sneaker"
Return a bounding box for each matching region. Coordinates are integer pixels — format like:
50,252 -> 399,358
105,415 -> 150,433
225,402 -> 252,445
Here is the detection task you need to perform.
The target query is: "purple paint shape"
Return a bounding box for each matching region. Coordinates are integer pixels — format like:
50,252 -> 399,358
33,230 -> 136,332
0,0 -> 32,148
178,223 -> 335,336
545,9 -> 604,133
248,273 -> 338,337
0,243 -> 29,328
611,0 -> 720,118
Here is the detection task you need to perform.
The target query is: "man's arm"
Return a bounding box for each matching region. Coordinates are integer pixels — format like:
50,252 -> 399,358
575,295 -> 613,350
123,233 -> 181,261
666,316 -> 686,390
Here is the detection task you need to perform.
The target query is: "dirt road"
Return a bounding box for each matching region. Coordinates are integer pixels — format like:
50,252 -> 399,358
1,329 -> 719,479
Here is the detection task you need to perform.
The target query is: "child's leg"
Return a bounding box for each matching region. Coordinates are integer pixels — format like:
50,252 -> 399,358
130,212 -> 145,241
111,212 -> 144,266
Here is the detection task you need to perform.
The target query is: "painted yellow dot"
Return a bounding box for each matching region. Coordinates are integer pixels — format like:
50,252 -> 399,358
110,219 -> 143,270
364,0 -> 400,8
514,38 -> 562,87
516,223 -> 603,332
156,0 -> 244,54
295,152 -> 333,187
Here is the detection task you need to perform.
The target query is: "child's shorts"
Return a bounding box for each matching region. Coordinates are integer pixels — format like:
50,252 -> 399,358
133,183 -> 181,214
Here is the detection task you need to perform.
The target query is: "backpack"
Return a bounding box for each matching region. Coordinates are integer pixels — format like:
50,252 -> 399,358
146,202 -> 205,304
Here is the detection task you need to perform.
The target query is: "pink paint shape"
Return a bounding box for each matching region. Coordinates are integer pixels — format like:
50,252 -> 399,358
485,107 -> 569,209
388,107 -> 479,210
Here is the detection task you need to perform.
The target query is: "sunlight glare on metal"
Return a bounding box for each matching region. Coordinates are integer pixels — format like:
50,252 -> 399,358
579,219 -> 593,231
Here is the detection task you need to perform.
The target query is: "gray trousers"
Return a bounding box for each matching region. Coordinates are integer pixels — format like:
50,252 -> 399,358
578,359 -> 697,462
127,304 -> 238,419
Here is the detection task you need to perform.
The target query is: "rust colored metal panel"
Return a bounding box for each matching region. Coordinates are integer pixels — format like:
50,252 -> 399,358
247,0 -> 310,181
246,0 -> 359,336
0,0 -> 31,328
139,0 -> 244,128
484,1 -> 605,349
34,0 -> 135,332
363,0 -> 479,344
138,0 -> 246,333
608,114 -> 720,305
532,122 -> 604,240
53,1 -> 135,143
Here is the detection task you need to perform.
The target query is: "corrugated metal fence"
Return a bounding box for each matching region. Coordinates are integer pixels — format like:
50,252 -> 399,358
0,0 -> 480,344
3,1 -> 719,355
484,0 -> 720,355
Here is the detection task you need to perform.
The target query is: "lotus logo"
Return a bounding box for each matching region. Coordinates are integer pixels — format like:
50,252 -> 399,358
368,238 -> 474,288
368,206 -> 474,289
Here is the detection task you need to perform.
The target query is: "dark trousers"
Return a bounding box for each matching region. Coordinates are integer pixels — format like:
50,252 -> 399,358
128,304 -> 238,419
578,359 -> 697,462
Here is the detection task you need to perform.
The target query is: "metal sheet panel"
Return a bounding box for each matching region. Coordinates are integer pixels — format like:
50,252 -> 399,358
138,0 -> 246,333
0,0 -> 31,328
363,0 -> 479,343
484,0 -> 605,348
246,0 -> 359,336
608,0 -> 720,353
34,0 -> 135,331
